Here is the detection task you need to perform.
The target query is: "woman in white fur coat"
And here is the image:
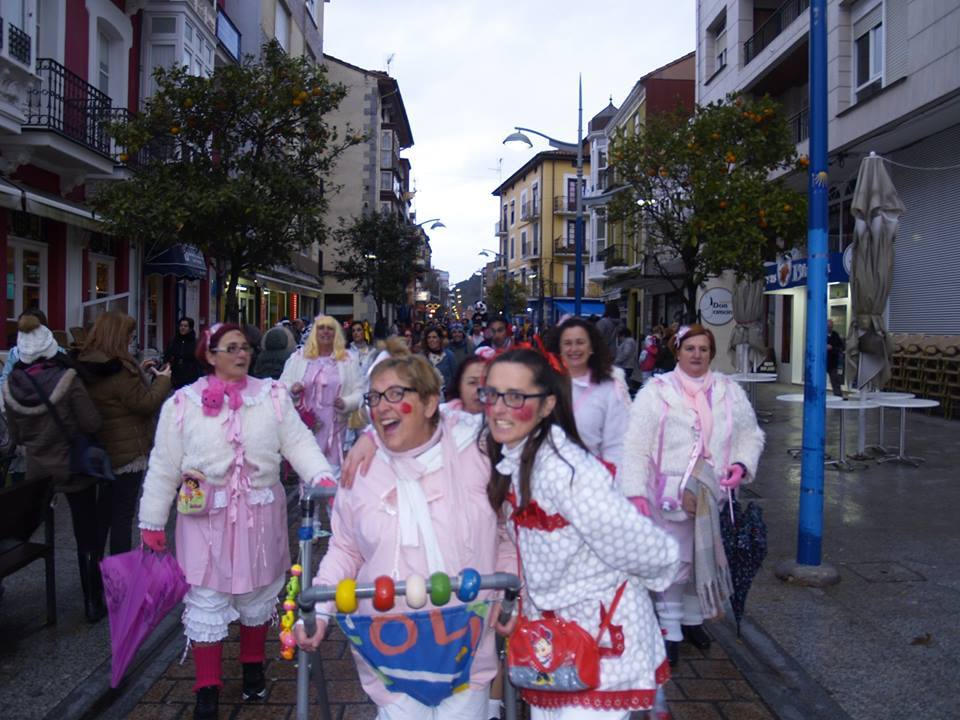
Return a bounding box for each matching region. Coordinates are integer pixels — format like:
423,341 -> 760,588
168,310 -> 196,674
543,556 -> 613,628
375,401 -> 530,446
280,314 -> 363,475
620,324 -> 764,667
138,323 -> 335,720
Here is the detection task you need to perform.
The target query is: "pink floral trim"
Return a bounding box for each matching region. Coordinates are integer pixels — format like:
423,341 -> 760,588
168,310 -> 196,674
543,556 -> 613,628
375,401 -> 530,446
522,659 -> 671,711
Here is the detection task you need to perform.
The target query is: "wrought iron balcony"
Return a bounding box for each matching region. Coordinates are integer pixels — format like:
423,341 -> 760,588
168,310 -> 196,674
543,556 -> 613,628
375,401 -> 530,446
8,22 -> 30,66
744,0 -> 810,65
25,58 -> 114,157
554,238 -> 576,255
553,195 -> 577,214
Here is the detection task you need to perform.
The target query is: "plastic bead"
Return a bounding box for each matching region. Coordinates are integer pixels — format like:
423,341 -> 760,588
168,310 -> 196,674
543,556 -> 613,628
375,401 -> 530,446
283,600 -> 297,613
290,564 -> 303,577
373,575 -> 395,612
281,647 -> 295,661
406,574 -> 427,609
457,568 -> 481,602
335,578 -> 358,614
280,629 -> 296,649
429,572 -> 452,607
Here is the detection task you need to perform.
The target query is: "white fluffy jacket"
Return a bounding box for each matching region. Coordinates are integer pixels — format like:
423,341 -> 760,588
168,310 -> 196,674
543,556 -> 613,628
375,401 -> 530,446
278,350 -> 363,416
138,378 -> 333,529
620,372 -> 765,500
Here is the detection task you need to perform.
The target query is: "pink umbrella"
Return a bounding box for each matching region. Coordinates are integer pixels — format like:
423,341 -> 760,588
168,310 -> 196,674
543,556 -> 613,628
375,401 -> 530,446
101,548 -> 189,688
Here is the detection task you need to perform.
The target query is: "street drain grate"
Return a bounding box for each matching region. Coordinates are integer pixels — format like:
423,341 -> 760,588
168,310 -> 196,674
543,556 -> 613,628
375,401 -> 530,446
845,562 -> 926,583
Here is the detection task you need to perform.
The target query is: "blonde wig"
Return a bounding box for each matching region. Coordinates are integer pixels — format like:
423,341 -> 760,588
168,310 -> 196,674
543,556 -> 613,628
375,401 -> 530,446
303,314 -> 348,361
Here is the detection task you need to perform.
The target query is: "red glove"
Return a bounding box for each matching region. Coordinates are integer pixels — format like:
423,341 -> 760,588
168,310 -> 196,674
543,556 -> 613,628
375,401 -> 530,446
142,529 -> 167,552
720,464 -> 746,489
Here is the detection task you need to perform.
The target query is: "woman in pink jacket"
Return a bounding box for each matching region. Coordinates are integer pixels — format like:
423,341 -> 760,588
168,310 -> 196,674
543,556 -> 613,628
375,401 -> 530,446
296,349 -> 516,720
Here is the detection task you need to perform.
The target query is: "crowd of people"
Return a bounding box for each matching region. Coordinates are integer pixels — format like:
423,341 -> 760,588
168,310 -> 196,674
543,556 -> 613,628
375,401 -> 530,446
0,305 -> 763,720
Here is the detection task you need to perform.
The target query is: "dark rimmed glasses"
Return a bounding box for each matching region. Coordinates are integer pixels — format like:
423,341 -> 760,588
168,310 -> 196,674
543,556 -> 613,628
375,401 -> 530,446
364,385 -> 417,408
476,387 -> 549,409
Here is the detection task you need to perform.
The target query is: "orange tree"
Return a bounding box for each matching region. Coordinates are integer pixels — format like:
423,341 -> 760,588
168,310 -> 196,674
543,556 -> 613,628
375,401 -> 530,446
94,41 -> 361,321
608,94 -> 807,321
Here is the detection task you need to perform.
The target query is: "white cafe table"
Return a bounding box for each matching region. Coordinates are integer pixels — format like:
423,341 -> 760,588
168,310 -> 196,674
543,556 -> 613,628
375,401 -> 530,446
826,400 -> 880,471
874,397 -> 940,466
775,394 -> 844,460
730,373 -> 777,422
848,390 -> 915,456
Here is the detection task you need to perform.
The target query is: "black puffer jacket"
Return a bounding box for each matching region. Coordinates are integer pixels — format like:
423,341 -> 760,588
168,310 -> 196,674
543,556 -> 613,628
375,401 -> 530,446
163,331 -> 201,389
253,326 -> 296,379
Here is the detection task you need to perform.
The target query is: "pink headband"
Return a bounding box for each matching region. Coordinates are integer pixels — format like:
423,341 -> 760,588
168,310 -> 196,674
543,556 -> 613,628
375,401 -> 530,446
674,325 -> 691,348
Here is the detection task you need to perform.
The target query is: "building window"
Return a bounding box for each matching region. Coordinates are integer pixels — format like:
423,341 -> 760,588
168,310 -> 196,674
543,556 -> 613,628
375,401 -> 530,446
706,10 -> 727,78
97,30 -> 110,95
6,239 -> 47,323
381,131 -> 393,168
380,170 -> 392,192
532,222 -> 540,255
306,0 -> 318,25
509,200 -> 515,225
89,254 -> 115,301
855,21 -> 883,101
502,204 -> 508,229
521,230 -> 528,257
510,236 -> 515,259
275,2 -> 290,52
144,274 -> 163,352
566,265 -> 576,293
566,220 -> 576,246
183,19 -> 213,77
531,182 -> 539,213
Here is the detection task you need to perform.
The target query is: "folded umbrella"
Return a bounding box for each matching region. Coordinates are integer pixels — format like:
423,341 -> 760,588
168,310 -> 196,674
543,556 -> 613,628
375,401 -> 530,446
101,547 -> 189,688
719,498 -> 768,636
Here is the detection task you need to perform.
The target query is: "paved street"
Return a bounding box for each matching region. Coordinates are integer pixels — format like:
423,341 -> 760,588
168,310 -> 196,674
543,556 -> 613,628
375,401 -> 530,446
2,380 -> 957,719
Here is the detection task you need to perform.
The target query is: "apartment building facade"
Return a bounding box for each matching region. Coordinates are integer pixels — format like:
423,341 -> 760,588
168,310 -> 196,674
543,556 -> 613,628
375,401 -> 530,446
492,149 -> 603,325
697,0 -> 960,382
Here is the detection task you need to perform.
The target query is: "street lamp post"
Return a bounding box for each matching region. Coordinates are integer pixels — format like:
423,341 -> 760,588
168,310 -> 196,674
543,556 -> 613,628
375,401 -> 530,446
414,218 -> 446,230
504,75 -> 585,317
479,248 -> 509,319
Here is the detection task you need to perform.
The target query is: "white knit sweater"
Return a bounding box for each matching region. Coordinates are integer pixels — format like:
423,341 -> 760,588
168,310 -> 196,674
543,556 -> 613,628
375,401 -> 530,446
619,372 -> 765,500
138,377 -> 333,529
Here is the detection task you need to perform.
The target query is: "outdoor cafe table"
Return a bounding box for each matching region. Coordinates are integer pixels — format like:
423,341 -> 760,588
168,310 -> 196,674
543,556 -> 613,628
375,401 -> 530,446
848,390 -> 915,456
874,397 -> 940,466
775,393 -> 844,461
729,372 -> 778,423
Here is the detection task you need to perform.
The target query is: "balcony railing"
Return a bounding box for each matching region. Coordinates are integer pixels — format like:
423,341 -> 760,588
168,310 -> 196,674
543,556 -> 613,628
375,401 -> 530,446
553,195 -> 577,214
744,0 -> 810,65
554,238 -> 577,255
8,21 -> 30,66
25,59 -> 114,157
495,221 -> 507,237
788,107 -> 809,144
600,243 -> 630,270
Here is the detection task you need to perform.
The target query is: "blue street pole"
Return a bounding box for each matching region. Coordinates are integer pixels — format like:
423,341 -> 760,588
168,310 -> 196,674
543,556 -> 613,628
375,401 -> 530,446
797,0 -> 829,566
574,75 -> 584,318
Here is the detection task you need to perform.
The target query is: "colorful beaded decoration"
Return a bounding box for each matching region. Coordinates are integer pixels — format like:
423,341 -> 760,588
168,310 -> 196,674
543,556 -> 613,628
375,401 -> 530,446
429,571 -> 452,606
279,564 -> 302,661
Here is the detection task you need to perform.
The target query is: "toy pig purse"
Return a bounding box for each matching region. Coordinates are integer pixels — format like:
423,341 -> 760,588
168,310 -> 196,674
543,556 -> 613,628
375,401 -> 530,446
176,470 -> 212,516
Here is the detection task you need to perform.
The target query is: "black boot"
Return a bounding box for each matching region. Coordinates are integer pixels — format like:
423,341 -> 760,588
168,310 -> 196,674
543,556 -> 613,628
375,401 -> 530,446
682,623 -> 712,650
242,662 -> 266,701
665,639 -> 679,667
78,552 -> 107,623
194,686 -> 219,719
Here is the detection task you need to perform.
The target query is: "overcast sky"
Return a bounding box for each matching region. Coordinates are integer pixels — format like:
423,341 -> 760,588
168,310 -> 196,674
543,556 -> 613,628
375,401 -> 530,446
324,1 -> 695,284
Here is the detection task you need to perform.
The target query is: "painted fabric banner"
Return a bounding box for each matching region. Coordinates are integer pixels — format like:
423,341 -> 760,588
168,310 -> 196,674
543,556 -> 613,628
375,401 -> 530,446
337,601 -> 490,707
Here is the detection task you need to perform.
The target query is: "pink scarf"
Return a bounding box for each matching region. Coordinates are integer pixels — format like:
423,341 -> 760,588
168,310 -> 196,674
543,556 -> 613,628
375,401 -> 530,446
201,375 -> 248,417
673,367 -> 714,460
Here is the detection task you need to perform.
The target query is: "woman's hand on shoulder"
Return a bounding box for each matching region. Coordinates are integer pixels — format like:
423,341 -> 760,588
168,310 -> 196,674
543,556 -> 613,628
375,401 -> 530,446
340,431 -> 376,489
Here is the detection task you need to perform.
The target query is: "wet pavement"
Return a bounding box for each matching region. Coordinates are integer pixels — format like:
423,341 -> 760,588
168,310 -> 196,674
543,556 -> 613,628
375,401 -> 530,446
2,379 -> 957,719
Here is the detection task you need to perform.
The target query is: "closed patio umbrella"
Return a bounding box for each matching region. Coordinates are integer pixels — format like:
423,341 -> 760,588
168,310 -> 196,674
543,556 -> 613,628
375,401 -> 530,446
846,152 -> 905,389
728,279 -> 766,372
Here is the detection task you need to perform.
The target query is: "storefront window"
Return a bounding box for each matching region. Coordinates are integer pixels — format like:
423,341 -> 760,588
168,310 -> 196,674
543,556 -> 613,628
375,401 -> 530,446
144,275 -> 162,352
6,239 -> 47,322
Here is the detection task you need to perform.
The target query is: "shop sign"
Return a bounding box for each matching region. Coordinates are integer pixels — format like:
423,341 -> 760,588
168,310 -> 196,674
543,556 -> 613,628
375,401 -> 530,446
698,287 -> 733,326
764,251 -> 849,291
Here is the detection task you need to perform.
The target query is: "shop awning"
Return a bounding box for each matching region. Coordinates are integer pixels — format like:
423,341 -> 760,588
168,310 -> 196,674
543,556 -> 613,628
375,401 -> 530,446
144,244 -> 207,279
256,267 -> 323,294
553,300 -> 606,317
0,177 -> 102,231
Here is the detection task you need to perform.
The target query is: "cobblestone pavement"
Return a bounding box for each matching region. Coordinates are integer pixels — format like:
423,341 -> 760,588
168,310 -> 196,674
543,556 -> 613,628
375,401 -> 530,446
129,621 -> 777,720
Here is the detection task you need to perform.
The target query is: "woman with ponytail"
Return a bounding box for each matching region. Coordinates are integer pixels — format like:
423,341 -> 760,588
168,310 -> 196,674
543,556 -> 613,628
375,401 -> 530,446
620,324 -> 764,666
138,323 -> 335,719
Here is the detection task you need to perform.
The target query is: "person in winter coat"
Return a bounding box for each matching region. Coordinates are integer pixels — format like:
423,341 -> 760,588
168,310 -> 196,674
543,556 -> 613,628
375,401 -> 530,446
620,324 -> 764,666
138,323 -> 335,719
614,327 -> 639,391
3,314 -> 104,622
252,325 -> 296,380
484,348 -> 680,719
163,317 -> 201,389
77,311 -> 172,557
446,322 -> 475,375
634,333 -> 660,387
421,326 -> 457,395
280,314 -> 362,476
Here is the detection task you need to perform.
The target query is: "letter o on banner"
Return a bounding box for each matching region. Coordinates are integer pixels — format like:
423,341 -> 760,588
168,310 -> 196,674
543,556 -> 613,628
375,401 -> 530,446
370,614 -> 418,656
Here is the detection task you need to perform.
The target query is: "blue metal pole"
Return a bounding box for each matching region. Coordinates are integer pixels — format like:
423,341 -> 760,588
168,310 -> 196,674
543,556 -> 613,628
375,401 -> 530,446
574,74 -> 584,317
798,0 -> 829,566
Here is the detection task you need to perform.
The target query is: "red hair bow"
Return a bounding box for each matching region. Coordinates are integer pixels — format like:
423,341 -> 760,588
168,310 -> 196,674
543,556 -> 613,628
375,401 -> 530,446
514,336 -> 567,376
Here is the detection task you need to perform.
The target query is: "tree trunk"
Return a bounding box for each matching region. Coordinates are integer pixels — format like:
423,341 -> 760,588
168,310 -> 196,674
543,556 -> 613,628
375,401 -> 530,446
223,261 -> 243,324
684,280 -> 699,325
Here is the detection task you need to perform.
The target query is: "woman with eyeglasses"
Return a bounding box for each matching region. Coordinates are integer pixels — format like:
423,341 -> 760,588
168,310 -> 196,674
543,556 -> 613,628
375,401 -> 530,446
483,348 -> 680,719
620,324 -> 764,667
548,317 -> 631,471
280,314 -> 363,476
296,345 -> 516,720
138,323 -> 336,719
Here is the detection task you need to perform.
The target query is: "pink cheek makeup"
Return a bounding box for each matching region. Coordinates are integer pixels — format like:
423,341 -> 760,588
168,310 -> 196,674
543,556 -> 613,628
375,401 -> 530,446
400,402 -> 413,415
513,405 -> 534,422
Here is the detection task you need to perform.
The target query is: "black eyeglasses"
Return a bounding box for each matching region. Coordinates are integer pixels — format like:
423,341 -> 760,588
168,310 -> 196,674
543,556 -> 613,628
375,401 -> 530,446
476,387 -> 549,409
211,343 -> 252,355
364,385 -> 417,408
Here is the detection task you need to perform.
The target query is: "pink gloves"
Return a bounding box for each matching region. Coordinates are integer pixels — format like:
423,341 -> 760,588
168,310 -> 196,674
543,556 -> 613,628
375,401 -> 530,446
142,529 -> 167,552
628,496 -> 651,517
720,463 -> 746,489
